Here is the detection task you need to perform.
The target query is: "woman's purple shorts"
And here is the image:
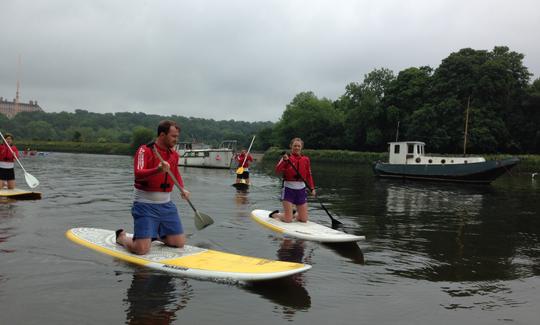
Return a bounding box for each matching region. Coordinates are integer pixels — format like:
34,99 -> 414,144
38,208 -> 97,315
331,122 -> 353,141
281,187 -> 307,205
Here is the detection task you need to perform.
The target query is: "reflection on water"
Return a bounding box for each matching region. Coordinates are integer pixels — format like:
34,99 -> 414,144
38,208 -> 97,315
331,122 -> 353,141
385,183 -> 484,217
247,238 -> 311,321
124,267 -> 193,325
379,181 -> 538,283
322,242 -> 365,265
234,191 -> 250,207
0,204 -> 16,253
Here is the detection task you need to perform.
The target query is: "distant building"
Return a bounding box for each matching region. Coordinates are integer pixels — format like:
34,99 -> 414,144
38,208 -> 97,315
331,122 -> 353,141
0,97 -> 43,118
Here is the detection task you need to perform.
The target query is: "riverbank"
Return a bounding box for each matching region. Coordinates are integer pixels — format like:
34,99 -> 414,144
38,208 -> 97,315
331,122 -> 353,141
262,147 -> 540,172
16,140 -> 132,155
13,141 -> 540,172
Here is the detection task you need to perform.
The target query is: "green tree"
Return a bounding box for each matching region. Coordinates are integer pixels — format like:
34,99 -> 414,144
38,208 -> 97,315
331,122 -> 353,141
337,68 -> 396,150
273,92 -> 344,149
27,121 -> 57,140
131,126 -> 154,150
427,46 -> 532,152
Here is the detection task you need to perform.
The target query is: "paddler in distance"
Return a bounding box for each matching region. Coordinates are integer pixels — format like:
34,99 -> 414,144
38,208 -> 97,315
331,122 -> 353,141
234,148 -> 253,185
0,133 -> 19,189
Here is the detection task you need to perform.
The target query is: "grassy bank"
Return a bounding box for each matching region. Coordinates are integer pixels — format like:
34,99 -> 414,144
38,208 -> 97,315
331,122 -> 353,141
263,147 -> 387,164
16,140 -> 132,155
263,147 -> 540,172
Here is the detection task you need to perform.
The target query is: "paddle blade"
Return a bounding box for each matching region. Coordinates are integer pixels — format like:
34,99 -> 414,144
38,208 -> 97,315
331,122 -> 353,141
24,172 -> 40,189
330,218 -> 343,230
194,211 -> 214,230
236,167 -> 244,175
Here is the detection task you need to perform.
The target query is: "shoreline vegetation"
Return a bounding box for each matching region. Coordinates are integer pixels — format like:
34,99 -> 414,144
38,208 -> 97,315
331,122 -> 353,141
17,140 -> 540,172
18,140 -> 131,155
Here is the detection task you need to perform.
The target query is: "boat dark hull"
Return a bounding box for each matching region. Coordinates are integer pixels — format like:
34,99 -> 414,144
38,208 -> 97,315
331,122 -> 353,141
373,157 -> 519,184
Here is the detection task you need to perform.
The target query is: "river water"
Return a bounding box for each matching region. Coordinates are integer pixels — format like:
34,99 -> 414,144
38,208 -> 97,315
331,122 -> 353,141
0,153 -> 538,324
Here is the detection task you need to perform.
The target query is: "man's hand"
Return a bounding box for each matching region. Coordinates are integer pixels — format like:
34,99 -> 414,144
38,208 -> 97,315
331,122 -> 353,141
181,189 -> 191,200
157,161 -> 170,173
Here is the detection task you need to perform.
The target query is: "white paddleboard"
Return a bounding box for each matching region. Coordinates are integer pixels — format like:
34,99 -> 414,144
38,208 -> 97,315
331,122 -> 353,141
66,228 -> 311,282
0,188 -> 41,200
251,209 -> 365,243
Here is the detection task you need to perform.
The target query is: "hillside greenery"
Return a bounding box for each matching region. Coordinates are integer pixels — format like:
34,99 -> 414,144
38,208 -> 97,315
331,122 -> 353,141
0,110 -> 273,151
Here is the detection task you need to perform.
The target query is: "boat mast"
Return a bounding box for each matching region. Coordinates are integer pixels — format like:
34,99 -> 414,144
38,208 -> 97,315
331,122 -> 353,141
463,96 -> 470,155
395,120 -> 400,141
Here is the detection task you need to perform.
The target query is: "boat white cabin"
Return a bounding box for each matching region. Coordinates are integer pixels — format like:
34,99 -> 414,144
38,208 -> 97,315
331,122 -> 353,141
388,141 -> 485,165
175,140 -> 237,169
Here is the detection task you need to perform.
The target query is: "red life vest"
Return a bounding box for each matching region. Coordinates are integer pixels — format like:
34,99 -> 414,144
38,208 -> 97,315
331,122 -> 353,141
236,153 -> 253,168
133,142 -> 184,192
275,153 -> 315,189
0,144 -> 19,162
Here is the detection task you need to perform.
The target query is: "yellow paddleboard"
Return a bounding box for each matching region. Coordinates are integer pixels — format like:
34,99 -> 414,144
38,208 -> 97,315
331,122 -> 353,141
66,228 -> 311,282
0,188 -> 42,200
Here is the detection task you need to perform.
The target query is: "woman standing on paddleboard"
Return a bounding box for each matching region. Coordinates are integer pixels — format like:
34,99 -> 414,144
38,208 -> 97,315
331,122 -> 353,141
271,137 -> 315,223
0,133 -> 19,189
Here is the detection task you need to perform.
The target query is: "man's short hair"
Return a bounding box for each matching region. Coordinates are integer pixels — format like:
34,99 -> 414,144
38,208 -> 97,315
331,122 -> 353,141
157,120 -> 179,136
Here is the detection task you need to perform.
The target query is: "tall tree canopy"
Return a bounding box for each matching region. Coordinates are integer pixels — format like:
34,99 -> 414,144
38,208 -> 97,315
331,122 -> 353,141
269,46 -> 539,154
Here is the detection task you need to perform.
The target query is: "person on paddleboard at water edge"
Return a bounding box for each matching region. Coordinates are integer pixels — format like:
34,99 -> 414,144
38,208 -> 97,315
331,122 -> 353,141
116,120 -> 190,255
234,148 -> 253,185
0,133 -> 19,189
270,137 -> 316,223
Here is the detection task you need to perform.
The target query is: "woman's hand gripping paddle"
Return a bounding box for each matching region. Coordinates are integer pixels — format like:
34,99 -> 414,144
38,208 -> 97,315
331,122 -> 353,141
152,146 -> 214,230
0,131 -> 39,188
236,135 -> 256,175
281,151 -> 343,229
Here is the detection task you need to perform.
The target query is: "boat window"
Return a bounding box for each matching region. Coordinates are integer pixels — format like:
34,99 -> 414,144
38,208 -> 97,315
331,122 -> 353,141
416,146 -> 420,154
394,145 -> 400,154
428,159 -> 432,163
464,160 -> 468,164
441,159 -> 446,164
415,158 -> 421,163
408,144 -> 414,154
204,152 -> 210,157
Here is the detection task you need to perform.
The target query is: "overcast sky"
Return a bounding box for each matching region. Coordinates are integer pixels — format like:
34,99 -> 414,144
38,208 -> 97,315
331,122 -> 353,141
1,0 -> 539,122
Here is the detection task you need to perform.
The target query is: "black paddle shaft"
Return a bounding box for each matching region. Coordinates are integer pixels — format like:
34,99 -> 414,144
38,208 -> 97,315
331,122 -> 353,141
280,152 -> 342,228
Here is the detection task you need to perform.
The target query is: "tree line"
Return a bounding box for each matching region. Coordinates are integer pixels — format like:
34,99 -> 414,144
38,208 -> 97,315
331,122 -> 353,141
0,109 -> 273,150
261,46 -> 540,154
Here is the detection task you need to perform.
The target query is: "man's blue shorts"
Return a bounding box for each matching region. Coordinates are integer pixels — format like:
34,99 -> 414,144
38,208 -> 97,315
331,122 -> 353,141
131,201 -> 183,240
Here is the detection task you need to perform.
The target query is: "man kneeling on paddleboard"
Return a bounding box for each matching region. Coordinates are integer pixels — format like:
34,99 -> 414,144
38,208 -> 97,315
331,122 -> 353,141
270,137 -> 316,223
116,120 -> 190,255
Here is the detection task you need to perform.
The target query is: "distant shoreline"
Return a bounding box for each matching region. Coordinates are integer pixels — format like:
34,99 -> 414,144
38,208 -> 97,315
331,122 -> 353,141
15,140 -> 540,172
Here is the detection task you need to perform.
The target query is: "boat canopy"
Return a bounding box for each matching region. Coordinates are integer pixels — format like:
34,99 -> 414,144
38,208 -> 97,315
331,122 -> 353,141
387,142 -> 425,164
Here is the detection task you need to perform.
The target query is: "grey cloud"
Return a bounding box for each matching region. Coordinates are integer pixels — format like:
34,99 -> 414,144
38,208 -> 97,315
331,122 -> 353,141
1,0 -> 539,122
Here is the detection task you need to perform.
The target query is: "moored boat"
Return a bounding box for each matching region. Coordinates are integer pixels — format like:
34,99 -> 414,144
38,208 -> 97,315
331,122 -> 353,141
175,140 -> 237,169
373,141 -> 519,184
